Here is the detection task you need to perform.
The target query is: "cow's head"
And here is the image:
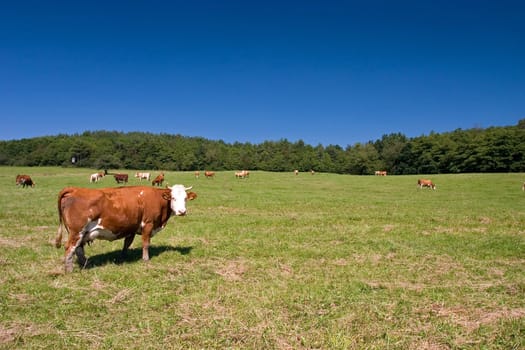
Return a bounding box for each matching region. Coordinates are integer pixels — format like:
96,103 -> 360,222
164,185 -> 195,216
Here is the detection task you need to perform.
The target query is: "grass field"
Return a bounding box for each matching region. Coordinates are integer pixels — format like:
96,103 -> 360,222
0,167 -> 524,349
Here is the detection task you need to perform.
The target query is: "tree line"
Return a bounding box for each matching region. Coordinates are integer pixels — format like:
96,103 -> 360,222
1,120 -> 524,174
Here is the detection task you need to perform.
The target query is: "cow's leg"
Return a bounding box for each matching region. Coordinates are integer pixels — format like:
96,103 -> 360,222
64,231 -> 85,273
64,238 -> 77,273
121,235 -> 135,258
75,245 -> 87,268
141,225 -> 153,261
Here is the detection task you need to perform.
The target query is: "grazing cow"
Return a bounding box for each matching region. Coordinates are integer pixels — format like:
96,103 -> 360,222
16,174 -> 35,188
294,169 -> 299,176
194,171 -> 200,179
114,173 -> 128,184
135,172 -> 151,181
375,170 -> 387,176
522,182 -> 525,191
152,173 -> 164,186
187,191 -> 198,201
310,169 -> 315,175
418,179 -> 436,190
55,184 -> 196,272
204,171 -> 215,179
235,170 -> 250,179
90,172 -> 105,183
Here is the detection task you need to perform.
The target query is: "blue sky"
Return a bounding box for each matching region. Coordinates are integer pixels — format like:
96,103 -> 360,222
1,1 -> 524,147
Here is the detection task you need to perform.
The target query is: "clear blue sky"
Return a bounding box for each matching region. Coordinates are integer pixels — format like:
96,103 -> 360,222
2,1 -> 524,147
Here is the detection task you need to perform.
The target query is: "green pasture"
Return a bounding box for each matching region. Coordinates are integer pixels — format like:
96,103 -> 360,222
0,167 -> 524,349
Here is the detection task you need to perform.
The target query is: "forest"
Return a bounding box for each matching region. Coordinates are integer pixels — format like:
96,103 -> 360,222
1,120 -> 524,174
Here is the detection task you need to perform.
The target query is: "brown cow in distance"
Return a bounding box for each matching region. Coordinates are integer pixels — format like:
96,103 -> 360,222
152,173 -> 164,186
204,171 -> 215,178
114,173 -> 128,184
16,174 -> 35,188
55,184 -> 196,272
418,179 -> 436,190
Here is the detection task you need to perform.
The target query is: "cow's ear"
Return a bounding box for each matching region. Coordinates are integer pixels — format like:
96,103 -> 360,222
162,191 -> 171,201
187,191 -> 197,200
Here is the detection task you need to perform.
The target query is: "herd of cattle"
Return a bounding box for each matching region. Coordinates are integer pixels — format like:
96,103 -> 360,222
23,171 -> 507,197
15,170 -> 327,189
14,171 -> 444,192
90,171 -> 166,186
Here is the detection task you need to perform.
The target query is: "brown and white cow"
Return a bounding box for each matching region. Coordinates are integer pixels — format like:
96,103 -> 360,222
235,170 -> 250,179
418,179 -> 436,190
294,169 -> 299,176
16,174 -> 35,188
194,171 -> 200,179
114,173 -> 128,184
135,172 -> 151,181
152,173 -> 164,186
90,172 -> 105,183
204,171 -> 215,179
55,185 -> 196,272
375,170 -> 387,176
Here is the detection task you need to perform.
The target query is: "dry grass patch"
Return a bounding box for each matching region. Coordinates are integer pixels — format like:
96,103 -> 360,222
408,339 -> 450,350
0,322 -> 54,346
428,303 -> 525,332
0,236 -> 25,248
214,258 -> 249,281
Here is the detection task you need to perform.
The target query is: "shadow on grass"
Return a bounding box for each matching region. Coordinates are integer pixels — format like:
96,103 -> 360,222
83,245 -> 193,270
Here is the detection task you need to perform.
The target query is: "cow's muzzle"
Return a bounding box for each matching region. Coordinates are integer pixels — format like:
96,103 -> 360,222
174,209 -> 187,216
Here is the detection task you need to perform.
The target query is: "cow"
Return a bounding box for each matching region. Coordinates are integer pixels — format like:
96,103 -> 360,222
114,173 -> 128,184
90,172 -> 105,183
418,179 -> 436,190
152,173 -> 164,186
235,170 -> 250,179
375,170 -> 387,176
135,172 -> 151,181
194,171 -> 200,179
310,169 -> 315,175
16,174 -> 35,188
204,171 -> 215,179
294,170 -> 299,176
522,182 -> 525,191
55,185 -> 196,272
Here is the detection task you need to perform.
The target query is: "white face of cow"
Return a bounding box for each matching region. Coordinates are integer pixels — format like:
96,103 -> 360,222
169,185 -> 192,216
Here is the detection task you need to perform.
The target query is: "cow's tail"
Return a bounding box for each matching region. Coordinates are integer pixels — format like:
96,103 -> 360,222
55,188 -> 71,248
